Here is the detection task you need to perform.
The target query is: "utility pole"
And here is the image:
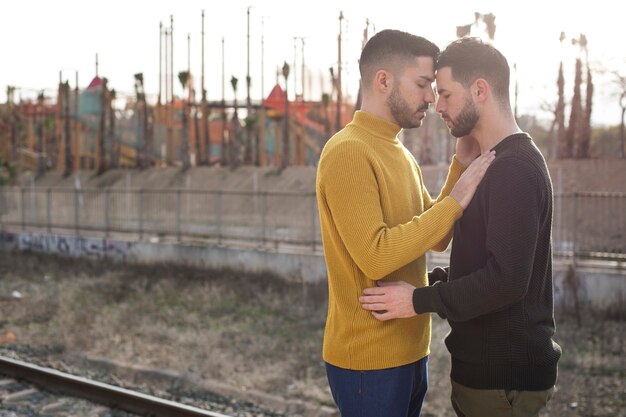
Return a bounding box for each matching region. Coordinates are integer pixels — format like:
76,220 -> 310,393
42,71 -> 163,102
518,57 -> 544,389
158,22 -> 162,106
164,29 -> 169,104
189,32 -> 200,166
164,26 -> 172,165
201,12 -> 205,99
293,37 -> 298,99
261,16 -> 267,102
336,11 -> 344,132
170,15 -> 174,104
246,6 -> 252,104
221,37 -> 228,166
301,38 -> 306,102
282,62 -> 290,171
201,10 -> 209,165
245,5 -> 253,164
187,33 -> 191,81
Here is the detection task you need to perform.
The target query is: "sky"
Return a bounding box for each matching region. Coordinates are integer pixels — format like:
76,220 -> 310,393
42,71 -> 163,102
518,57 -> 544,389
2,0 -> 625,126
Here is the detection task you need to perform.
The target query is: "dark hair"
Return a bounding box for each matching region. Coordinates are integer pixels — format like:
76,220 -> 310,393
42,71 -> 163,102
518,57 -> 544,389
359,29 -> 439,85
437,37 -> 511,106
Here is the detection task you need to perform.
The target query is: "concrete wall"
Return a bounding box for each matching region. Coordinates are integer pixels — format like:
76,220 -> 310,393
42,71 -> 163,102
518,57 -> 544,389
2,229 -> 624,310
553,262 -> 626,311
0,229 -> 326,283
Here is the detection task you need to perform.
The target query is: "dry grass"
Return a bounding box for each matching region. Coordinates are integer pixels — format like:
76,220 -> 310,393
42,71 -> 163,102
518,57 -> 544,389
1,250 -> 625,415
0,250 -> 329,404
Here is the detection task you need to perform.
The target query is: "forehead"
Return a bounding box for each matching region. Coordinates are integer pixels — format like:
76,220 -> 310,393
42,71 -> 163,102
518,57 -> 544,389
400,56 -> 435,80
435,67 -> 460,91
435,66 -> 454,84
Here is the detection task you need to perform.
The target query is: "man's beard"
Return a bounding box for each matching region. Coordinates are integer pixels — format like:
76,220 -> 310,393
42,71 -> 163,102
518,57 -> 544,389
449,96 -> 479,137
387,86 -> 429,129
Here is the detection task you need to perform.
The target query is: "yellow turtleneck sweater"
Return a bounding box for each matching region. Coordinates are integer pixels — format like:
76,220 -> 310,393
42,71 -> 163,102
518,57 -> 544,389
316,111 -> 465,370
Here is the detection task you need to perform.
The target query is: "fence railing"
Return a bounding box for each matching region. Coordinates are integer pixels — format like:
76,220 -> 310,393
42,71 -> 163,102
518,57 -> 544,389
1,187 -> 624,259
552,192 -> 626,259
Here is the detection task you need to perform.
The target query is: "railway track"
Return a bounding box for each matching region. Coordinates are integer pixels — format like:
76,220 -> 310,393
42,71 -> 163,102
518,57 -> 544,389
0,355 -> 231,417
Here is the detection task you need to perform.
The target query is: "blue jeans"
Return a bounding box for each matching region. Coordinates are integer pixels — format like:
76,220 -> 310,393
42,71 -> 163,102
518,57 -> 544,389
325,356 -> 429,417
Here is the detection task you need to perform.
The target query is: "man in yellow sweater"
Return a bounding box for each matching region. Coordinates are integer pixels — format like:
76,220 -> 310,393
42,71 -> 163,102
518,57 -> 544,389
316,29 -> 495,417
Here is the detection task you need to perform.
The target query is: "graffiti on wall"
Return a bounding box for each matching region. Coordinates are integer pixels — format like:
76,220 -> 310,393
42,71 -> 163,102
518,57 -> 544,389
0,230 -> 129,261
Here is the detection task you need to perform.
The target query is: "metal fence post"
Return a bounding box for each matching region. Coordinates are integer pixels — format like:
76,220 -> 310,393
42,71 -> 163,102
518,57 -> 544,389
74,187 -> 80,236
46,188 -> 52,234
261,192 -> 267,247
311,193 -> 317,252
104,188 -> 110,239
20,187 -> 25,231
138,189 -> 144,241
176,189 -> 182,243
573,192 -> 578,262
216,191 -> 222,245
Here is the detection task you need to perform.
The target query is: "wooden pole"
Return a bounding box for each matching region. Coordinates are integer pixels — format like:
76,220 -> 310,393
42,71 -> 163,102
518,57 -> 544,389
336,11 -> 343,132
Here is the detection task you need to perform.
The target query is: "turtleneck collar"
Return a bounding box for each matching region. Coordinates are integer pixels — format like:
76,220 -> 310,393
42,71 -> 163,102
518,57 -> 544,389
350,111 -> 402,143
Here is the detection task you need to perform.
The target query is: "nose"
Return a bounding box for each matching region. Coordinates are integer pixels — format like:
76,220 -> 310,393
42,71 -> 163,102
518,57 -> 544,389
435,99 -> 445,114
425,86 -> 436,104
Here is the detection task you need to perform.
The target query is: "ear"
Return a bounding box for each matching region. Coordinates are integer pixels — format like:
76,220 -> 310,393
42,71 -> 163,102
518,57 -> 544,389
472,78 -> 489,103
373,69 -> 392,93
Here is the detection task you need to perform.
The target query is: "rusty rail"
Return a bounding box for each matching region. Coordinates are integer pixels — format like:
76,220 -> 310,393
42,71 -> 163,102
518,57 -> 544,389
0,355 -> 231,417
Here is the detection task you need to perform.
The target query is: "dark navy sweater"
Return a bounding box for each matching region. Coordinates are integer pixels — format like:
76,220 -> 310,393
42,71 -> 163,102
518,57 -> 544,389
414,133 -> 561,390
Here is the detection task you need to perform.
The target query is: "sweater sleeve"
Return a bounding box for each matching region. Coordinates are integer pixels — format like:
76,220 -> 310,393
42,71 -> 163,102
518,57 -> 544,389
423,156 -> 466,209
318,141 -> 463,280
423,156 -> 466,252
412,158 -> 541,321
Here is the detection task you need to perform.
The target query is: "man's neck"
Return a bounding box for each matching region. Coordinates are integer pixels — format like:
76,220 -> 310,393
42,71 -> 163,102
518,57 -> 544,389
360,101 -> 397,126
473,111 -> 522,153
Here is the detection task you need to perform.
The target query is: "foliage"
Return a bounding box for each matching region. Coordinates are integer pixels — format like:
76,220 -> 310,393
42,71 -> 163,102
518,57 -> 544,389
0,157 -> 16,187
556,62 -> 567,158
178,71 -> 189,89
566,58 -> 584,157
230,76 -> 238,93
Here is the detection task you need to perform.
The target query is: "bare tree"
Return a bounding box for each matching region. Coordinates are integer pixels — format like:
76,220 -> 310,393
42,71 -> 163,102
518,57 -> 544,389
6,86 -> 17,162
555,62 -> 567,158
134,73 -> 149,169
611,72 -> 626,158
178,71 -> 191,170
322,92 -> 331,139
580,65 -> 593,158
566,59 -> 583,158
201,88 -> 210,166
230,76 -> 240,169
36,91 -> 46,177
193,88 -> 201,166
575,34 -> 592,158
244,75 -> 253,164
62,81 -> 73,177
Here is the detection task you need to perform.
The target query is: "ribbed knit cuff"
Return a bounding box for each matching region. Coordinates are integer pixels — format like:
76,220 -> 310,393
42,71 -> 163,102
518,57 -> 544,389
413,284 -> 444,315
439,196 -> 463,220
451,154 -> 469,171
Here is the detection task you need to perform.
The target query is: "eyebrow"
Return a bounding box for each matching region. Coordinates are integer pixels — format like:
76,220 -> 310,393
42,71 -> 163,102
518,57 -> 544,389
420,75 -> 435,83
437,87 -> 449,95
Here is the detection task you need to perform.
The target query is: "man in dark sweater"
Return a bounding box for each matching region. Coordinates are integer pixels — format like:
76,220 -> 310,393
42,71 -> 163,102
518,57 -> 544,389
359,37 -> 561,417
